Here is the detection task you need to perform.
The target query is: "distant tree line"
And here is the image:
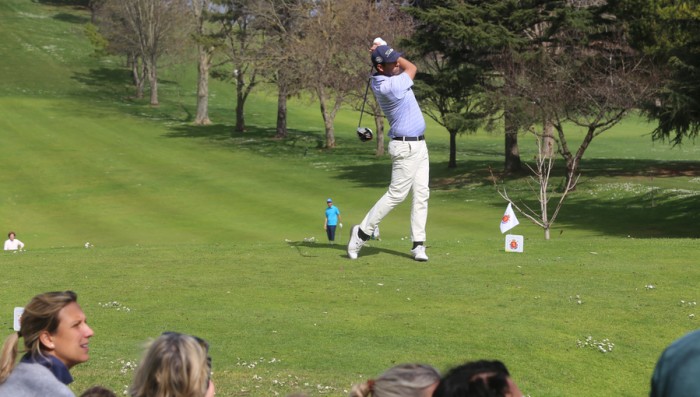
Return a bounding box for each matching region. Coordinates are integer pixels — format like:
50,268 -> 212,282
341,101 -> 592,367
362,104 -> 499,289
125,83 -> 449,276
76,0 -> 697,170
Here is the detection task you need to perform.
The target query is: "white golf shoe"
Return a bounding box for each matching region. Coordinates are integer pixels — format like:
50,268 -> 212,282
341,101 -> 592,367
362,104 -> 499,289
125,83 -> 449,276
411,245 -> 429,262
347,225 -> 366,259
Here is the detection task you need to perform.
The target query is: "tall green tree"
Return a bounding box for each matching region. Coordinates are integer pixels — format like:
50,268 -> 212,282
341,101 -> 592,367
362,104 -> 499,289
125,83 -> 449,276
405,0 -> 562,170
500,1 -> 661,182
638,1 -> 700,145
405,1 -> 490,168
492,0 -> 661,237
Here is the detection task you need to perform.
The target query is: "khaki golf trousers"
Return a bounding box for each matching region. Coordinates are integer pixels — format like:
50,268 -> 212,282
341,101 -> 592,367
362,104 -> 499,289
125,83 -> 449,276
360,139 -> 430,242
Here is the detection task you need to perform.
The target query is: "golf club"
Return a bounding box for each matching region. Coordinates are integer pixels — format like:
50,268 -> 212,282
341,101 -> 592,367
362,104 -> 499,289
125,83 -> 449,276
356,64 -> 374,141
356,37 -> 386,142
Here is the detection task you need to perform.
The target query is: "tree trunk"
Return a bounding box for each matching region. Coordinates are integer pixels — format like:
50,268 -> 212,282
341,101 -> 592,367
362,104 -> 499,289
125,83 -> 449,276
448,130 -> 457,168
317,87 -> 336,148
131,56 -> 145,99
541,118 -> 555,158
320,106 -> 335,148
147,57 -> 159,106
374,111 -> 385,156
235,70 -> 246,132
89,0 -> 98,24
541,186 -> 550,240
564,127 -> 595,189
504,110 -> 521,173
194,46 -> 212,125
235,92 -> 246,133
276,83 -> 288,138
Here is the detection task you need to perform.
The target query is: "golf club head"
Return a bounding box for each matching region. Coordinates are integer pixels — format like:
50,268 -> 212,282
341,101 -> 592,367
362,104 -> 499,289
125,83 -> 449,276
357,127 -> 373,142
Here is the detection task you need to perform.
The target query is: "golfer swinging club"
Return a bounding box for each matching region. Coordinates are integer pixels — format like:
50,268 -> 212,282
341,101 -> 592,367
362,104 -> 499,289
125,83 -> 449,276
348,38 -> 429,262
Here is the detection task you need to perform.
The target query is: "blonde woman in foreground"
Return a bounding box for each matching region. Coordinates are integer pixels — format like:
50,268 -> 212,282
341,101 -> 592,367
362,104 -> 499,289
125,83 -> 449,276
349,363 -> 440,397
129,332 -> 215,397
0,290 -> 94,397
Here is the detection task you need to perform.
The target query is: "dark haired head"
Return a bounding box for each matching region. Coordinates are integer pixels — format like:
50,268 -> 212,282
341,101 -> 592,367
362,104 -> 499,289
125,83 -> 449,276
80,386 -> 117,397
434,360 -> 513,397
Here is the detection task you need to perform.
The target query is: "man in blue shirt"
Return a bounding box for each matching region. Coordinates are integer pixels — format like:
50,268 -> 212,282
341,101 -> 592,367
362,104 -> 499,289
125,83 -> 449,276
347,42 -> 429,262
324,198 -> 342,244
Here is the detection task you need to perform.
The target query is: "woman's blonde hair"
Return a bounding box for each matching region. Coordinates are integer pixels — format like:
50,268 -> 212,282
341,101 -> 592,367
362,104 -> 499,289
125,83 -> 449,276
349,363 -> 440,397
0,290 -> 78,384
129,332 -> 211,397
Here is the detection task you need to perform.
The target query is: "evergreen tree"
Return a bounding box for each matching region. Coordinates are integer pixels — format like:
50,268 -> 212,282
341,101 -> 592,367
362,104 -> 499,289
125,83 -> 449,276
637,0 -> 700,145
405,0 -> 563,170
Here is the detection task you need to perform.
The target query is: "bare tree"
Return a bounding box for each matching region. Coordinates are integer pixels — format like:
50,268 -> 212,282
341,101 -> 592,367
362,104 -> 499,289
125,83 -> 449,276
534,48 -> 658,186
211,0 -> 263,133
488,2 -> 662,239
250,0 -> 313,139
93,2 -> 146,98
98,0 -> 193,106
496,6 -> 661,188
492,133 -> 579,240
295,0 -> 380,148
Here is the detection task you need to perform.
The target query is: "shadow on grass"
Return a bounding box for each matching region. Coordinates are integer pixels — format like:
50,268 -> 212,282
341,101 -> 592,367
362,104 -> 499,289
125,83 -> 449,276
288,241 -> 413,260
72,67 -> 132,94
33,0 -> 88,6
53,12 -> 88,24
427,158 -> 700,191
70,67 -> 203,125
165,123 -> 328,155
331,156 -> 700,239
556,188 -> 700,238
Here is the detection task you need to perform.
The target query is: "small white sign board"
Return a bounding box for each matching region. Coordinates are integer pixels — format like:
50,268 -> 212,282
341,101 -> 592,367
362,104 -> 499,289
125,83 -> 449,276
505,234 -> 524,253
14,307 -> 24,332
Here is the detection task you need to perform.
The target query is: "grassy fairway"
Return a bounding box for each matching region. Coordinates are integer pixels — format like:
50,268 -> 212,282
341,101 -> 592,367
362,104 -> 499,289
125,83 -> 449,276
3,239 -> 699,397
1,1 -> 699,397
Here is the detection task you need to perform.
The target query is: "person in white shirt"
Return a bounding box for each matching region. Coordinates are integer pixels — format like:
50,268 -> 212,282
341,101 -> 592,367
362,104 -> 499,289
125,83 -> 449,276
4,231 -> 25,251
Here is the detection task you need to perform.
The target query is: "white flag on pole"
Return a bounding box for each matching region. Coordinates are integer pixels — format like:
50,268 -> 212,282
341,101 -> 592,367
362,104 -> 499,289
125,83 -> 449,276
500,203 -> 520,234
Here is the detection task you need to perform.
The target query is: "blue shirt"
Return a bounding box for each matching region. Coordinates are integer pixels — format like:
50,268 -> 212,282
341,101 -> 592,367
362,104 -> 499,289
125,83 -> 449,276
325,205 -> 340,226
371,72 -> 426,138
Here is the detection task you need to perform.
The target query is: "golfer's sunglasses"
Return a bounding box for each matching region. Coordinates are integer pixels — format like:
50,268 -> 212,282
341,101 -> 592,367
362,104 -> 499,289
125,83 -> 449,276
161,332 -> 212,383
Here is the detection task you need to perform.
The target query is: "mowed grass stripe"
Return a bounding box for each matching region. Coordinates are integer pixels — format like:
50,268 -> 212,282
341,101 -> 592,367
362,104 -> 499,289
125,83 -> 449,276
1,97 -> 349,246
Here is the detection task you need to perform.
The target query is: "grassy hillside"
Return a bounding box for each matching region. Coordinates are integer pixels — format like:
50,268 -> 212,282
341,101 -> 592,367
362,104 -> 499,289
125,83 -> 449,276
1,1 -> 699,397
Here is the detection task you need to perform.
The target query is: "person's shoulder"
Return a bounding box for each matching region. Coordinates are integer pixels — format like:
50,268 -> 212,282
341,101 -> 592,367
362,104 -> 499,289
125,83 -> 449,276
669,329 -> 700,350
0,363 -> 75,397
11,361 -> 56,379
397,72 -> 414,83
371,74 -> 387,84
383,73 -> 412,90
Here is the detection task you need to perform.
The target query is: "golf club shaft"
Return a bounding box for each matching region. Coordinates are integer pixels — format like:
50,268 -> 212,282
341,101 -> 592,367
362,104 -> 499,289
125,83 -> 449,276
358,65 -> 374,128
